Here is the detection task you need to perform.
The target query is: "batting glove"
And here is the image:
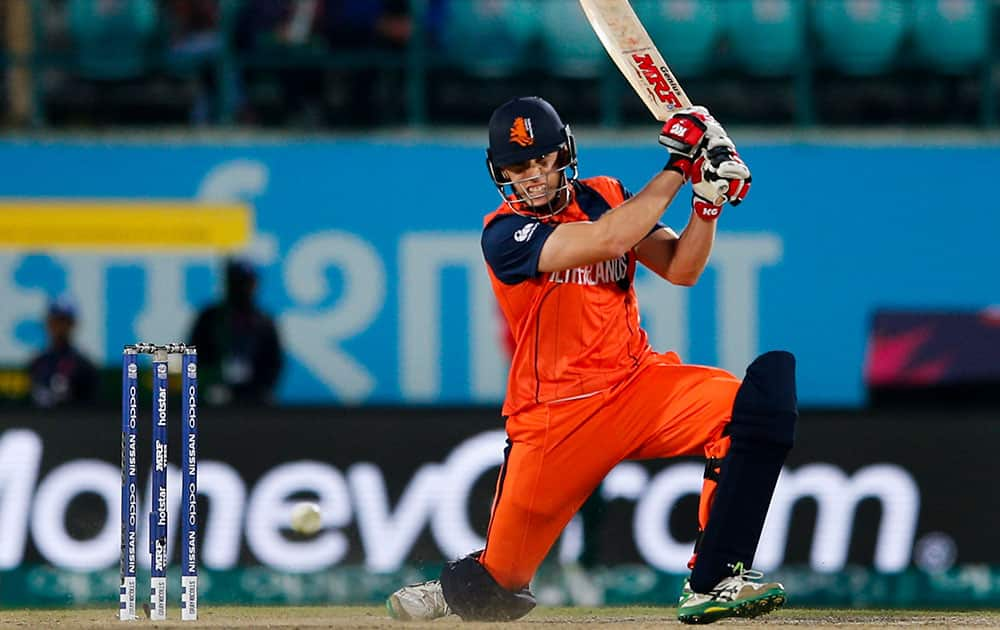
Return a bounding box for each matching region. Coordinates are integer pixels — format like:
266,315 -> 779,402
690,136 -> 751,221
659,106 -> 713,180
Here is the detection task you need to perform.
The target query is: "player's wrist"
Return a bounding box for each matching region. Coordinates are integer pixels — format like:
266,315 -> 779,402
663,155 -> 694,179
692,195 -> 722,221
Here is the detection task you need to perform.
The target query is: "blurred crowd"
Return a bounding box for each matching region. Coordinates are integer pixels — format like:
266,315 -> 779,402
1,0 -> 997,129
24,258 -> 283,409
3,0 -> 446,127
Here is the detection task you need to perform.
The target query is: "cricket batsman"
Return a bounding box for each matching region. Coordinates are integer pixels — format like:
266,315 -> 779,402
387,96 -> 796,625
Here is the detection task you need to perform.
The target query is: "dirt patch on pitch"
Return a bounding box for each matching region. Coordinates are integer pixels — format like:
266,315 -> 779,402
1,607 -> 998,629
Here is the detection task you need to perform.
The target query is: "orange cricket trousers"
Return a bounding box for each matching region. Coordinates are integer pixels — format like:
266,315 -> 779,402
480,351 -> 740,591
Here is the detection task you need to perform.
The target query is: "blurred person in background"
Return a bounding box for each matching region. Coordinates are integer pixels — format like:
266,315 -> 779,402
318,0 -> 413,50
234,0 -> 441,126
234,0 -> 332,125
28,295 -> 99,407
165,0 -> 220,46
316,0 -> 427,126
163,0 -> 224,124
188,258 -> 284,405
388,97 -> 795,625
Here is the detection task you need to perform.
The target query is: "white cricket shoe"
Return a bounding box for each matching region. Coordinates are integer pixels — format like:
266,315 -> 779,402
677,562 -> 786,624
386,579 -> 452,621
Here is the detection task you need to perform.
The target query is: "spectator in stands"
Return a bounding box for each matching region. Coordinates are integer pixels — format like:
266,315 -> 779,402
234,0 -> 315,50
188,258 -> 283,405
236,0 -> 424,51
318,0 -> 416,125
165,0 -> 220,51
28,295 -> 99,407
318,1 -> 413,50
163,0 -> 223,124
233,0 -> 328,125
233,0 -> 444,125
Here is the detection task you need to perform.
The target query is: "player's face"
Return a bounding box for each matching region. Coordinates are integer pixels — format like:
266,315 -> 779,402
502,151 -> 563,207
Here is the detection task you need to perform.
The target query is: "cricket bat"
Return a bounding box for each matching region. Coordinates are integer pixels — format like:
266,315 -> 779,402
578,0 -> 692,121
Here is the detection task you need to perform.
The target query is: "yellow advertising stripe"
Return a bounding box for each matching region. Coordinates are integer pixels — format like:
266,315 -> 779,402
0,200 -> 253,251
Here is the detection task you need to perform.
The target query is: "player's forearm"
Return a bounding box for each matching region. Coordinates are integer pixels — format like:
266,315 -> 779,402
595,170 -> 684,256
665,212 -> 716,286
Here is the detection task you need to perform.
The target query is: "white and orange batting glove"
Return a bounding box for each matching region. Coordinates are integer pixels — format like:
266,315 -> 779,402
690,132 -> 751,221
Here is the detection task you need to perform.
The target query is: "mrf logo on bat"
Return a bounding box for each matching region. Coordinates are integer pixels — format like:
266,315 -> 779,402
631,53 -> 683,109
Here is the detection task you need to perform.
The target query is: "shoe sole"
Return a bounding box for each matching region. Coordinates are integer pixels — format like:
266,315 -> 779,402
678,591 -> 786,625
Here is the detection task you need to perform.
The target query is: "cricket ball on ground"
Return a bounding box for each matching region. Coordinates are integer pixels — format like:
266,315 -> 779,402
290,501 -> 322,535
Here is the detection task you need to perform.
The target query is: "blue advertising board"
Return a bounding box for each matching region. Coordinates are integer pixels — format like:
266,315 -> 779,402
2,138 -> 997,406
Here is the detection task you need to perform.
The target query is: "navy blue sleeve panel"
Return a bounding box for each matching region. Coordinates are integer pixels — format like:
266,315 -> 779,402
618,179 -> 633,201
482,214 -> 557,285
578,177 -> 666,243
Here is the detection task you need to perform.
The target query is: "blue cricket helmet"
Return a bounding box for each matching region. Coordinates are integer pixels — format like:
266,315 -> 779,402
487,96 -> 571,167
486,96 -> 578,217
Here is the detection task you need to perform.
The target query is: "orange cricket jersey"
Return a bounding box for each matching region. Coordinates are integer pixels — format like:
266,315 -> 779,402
482,176 -> 664,416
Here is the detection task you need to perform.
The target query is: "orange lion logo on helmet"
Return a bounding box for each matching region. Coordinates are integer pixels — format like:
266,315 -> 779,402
509,117 -> 534,147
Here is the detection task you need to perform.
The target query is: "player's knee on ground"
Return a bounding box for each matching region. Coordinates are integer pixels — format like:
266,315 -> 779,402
439,552 -> 537,621
729,350 -> 797,449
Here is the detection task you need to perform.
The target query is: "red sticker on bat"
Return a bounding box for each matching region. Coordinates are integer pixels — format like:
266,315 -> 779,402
632,53 -> 683,109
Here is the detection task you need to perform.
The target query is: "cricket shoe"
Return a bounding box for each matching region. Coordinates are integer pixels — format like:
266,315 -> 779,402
677,562 -> 786,625
386,579 -> 452,621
